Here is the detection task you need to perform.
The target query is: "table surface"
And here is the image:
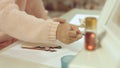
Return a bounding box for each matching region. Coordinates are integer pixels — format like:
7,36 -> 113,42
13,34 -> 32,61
0,9 -> 100,68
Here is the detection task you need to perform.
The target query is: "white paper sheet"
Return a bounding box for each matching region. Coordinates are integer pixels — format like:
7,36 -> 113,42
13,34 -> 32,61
1,37 -> 84,68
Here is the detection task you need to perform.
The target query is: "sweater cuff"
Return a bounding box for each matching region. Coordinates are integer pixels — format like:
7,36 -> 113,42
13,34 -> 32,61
49,21 -> 59,43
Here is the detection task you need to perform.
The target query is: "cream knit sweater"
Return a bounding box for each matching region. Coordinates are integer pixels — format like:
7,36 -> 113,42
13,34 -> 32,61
0,0 -> 59,45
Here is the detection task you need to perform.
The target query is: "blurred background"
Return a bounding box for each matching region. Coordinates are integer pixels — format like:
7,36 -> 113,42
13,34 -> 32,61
43,0 -> 106,17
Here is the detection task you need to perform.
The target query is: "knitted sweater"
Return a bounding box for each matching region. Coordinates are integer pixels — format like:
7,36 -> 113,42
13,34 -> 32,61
0,0 -> 59,45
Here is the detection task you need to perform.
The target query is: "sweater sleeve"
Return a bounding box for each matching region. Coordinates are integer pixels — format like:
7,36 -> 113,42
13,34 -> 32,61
0,3 -> 59,44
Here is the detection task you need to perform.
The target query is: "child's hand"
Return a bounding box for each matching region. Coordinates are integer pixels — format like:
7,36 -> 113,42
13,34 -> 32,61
53,17 -> 66,24
56,23 -> 82,44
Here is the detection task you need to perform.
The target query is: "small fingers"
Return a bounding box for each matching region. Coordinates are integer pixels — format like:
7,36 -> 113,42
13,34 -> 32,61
58,19 -> 66,24
69,34 -> 82,43
69,31 -> 78,38
76,34 -> 82,39
68,30 -> 81,38
53,18 -> 66,24
71,25 -> 81,34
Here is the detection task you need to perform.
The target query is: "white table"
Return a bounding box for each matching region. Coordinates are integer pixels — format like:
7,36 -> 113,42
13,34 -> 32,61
0,9 -> 100,68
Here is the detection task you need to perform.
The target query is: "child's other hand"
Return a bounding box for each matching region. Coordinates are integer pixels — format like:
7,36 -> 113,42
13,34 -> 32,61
53,17 -> 66,24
